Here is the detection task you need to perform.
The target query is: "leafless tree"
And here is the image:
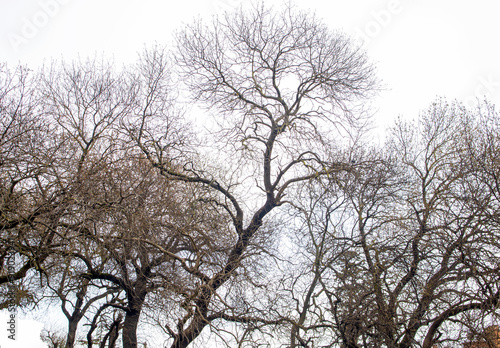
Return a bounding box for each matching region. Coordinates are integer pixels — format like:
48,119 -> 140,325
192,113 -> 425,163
45,255 -> 122,347
0,63 -> 48,286
33,56 -> 206,348
288,99 -> 500,348
130,3 -> 376,348
0,63 -> 71,317
387,100 -> 500,348
3,3 -> 379,347
41,327 -> 67,348
0,58 -> 135,346
4,5 -> 497,348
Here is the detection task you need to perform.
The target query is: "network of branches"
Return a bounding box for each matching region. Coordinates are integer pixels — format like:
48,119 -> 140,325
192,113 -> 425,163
1,3 -> 499,348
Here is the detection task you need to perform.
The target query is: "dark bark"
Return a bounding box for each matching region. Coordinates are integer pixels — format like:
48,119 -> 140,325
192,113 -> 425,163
122,309 -> 142,348
170,315 -> 209,348
122,282 -> 147,348
66,317 -> 80,348
100,313 -> 122,348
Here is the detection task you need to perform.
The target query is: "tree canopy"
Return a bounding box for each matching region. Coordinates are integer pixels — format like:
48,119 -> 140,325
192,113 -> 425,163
1,3 -> 499,348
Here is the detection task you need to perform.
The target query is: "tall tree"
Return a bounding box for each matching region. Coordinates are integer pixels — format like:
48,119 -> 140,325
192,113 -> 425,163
3,4 -> 377,347
131,3 -> 376,347
288,100 -> 500,348
0,63 -> 46,285
35,57 -> 217,347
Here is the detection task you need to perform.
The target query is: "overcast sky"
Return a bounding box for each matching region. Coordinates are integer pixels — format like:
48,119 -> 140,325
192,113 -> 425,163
2,0 -> 500,125
1,0 -> 500,346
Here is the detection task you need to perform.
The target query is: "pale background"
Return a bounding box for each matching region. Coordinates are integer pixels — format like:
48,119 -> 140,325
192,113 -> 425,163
1,0 -> 500,346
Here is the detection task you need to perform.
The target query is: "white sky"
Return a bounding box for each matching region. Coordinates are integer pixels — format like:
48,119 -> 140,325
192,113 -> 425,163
1,0 -> 500,346
2,0 -> 500,125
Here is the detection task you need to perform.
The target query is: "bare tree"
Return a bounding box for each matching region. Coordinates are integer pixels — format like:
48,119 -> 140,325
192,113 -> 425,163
388,100 -> 500,348
36,57 -> 130,347
5,5 -> 497,348
290,99 -> 500,348
276,144 -> 395,348
41,327 -> 67,348
130,3 -> 376,348
3,3 -> 378,347
0,63 -> 72,317
45,255 -> 122,347
0,63 -> 48,286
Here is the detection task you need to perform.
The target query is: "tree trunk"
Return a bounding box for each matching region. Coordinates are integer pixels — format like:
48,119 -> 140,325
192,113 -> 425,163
170,314 -> 209,348
122,308 -> 142,348
121,276 -> 149,348
108,314 -> 122,348
66,315 -> 80,348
